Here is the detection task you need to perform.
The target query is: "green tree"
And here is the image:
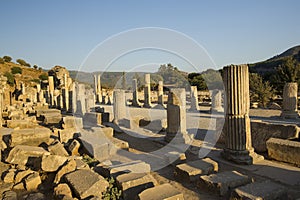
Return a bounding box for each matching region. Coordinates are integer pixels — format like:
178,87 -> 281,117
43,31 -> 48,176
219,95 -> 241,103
16,58 -> 30,67
201,69 -> 224,90
11,66 -> 22,74
250,73 -> 275,108
39,73 -> 48,81
4,72 -> 14,86
188,73 -> 208,90
33,64 -> 38,70
3,56 -> 12,62
157,63 -> 188,88
271,57 -> 300,93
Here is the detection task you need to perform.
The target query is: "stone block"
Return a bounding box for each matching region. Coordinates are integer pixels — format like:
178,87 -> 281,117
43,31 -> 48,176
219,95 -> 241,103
54,159 -> 77,184
54,183 -> 73,199
2,190 -> 17,200
6,145 -> 50,166
116,173 -> 158,200
61,116 -> 83,130
231,180 -> 287,200
175,158 -> 218,182
24,172 -> 41,191
137,183 -> 184,200
48,141 -> 69,156
41,155 -> 68,172
36,109 -> 60,118
67,139 -> 81,156
266,138 -> 300,166
109,161 -> 151,179
43,113 -> 62,124
58,129 -> 77,144
6,120 -> 37,129
164,151 -> 186,166
198,171 -> 251,196
10,127 -> 51,147
64,169 -> 109,199
2,169 -> 16,183
15,169 -> 35,184
140,118 -> 167,132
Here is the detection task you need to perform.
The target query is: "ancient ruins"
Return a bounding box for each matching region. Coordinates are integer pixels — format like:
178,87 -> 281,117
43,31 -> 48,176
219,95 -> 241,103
0,64 -> 299,200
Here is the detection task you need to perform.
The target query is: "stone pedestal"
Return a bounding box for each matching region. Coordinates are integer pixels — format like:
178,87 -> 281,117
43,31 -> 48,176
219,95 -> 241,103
132,79 -> 141,107
210,89 -> 224,113
222,65 -> 263,165
143,74 -> 152,108
165,88 -> 191,144
48,76 -> 55,106
113,90 -> 126,125
158,81 -> 164,105
189,86 -> 199,111
281,82 -> 299,119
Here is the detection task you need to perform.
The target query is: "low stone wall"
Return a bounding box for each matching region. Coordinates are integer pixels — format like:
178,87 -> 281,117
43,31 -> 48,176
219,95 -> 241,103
267,138 -> 300,166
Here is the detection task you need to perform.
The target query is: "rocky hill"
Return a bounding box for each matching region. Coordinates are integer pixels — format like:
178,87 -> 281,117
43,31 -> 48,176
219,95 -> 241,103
249,45 -> 300,75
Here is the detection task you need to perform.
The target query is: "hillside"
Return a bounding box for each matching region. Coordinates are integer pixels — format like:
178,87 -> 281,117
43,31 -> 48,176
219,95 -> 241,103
249,45 -> 300,75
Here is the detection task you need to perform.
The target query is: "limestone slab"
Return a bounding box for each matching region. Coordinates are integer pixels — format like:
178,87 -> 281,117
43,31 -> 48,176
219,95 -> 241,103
198,170 -> 251,196
138,183 -> 184,200
41,155 -> 68,172
231,180 -> 287,200
175,158 -> 218,182
10,127 -> 51,147
64,169 -> 109,199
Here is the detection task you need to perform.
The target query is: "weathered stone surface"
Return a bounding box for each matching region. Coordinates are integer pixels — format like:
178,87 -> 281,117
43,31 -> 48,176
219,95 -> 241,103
36,109 -> 60,118
23,192 -> 46,200
251,120 -> 299,152
268,102 -> 281,110
140,118 -> 167,132
54,183 -> 73,198
54,159 -> 77,184
113,90 -> 126,125
175,158 -> 218,182
48,141 -> 69,156
2,169 -> 16,183
281,82 -> 299,119
58,129 -> 77,143
14,169 -> 35,184
7,120 -> 37,129
267,138 -> 300,166
164,151 -> 186,166
198,170 -> 251,196
64,169 -> 109,199
2,190 -> 17,200
43,113 -> 62,124
116,173 -> 158,200
41,155 -> 68,172
138,183 -> 184,200
61,116 -> 83,129
10,127 -> 51,147
109,161 -> 151,178
67,139 -> 81,156
24,172 -> 42,191
231,180 -> 287,200
6,145 -> 50,166
75,159 -> 89,170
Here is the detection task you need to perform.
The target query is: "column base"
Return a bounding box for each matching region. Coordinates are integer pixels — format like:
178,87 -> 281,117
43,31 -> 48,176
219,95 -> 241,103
221,148 -> 264,165
280,111 -> 299,119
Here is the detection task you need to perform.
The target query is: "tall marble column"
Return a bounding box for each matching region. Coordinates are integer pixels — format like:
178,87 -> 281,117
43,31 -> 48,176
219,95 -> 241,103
97,74 -> 101,103
0,76 -> 7,127
210,89 -> 224,113
222,64 -> 263,165
189,86 -> 199,111
281,82 -> 299,119
48,76 -> 55,106
62,74 -> 69,112
132,79 -> 141,107
113,90 -> 126,125
158,81 -> 164,105
165,88 -> 191,144
143,74 -> 152,108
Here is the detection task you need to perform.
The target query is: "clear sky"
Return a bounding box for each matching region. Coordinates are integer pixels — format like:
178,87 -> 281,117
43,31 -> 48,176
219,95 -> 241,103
1,0 -> 300,72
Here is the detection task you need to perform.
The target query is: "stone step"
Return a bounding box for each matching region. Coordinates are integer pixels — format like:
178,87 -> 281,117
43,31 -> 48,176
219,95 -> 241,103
198,170 -> 252,196
116,173 -> 158,200
137,183 -> 184,200
94,160 -> 151,178
175,158 -> 218,182
231,180 -> 287,200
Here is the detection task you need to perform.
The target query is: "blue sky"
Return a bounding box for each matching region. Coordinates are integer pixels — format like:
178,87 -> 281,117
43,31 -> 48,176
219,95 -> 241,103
0,1 -> 300,72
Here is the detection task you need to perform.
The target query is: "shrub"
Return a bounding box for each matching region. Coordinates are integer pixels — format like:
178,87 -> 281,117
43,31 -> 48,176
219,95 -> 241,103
3,56 -> 12,62
31,79 -> 41,83
11,66 -> 22,74
4,72 -> 14,86
102,177 -> 122,200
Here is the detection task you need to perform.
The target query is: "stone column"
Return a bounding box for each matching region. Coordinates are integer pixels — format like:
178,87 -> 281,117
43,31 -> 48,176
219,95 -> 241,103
97,74 -> 101,103
165,88 -> 191,144
0,76 -> 7,127
48,76 -> 55,106
281,82 -> 299,119
21,82 -> 26,95
62,74 -> 69,112
189,86 -> 199,111
70,82 -> 77,114
132,79 -> 141,107
158,81 -> 164,105
222,64 -> 263,165
210,89 -> 224,113
75,83 -> 86,116
113,90 -> 126,124
143,74 -> 152,108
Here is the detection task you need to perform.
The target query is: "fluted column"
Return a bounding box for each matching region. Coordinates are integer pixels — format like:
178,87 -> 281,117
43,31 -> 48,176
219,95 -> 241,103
158,81 -> 164,105
281,82 -> 299,119
132,79 -> 141,107
113,90 -> 126,124
222,64 -> 263,165
189,86 -> 199,111
143,74 -> 152,108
